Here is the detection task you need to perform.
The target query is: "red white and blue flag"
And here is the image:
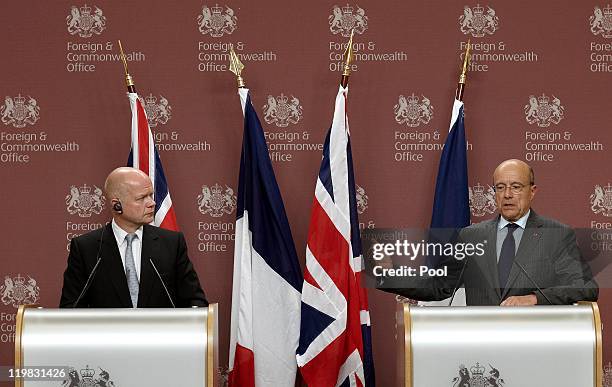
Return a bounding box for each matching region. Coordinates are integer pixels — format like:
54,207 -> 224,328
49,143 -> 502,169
127,92 -> 178,231
430,99 -> 470,229
421,98 -> 470,306
228,88 -> 303,387
297,85 -> 375,387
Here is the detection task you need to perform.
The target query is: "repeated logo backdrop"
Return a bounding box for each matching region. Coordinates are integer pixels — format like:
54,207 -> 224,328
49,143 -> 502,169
1,1 -> 611,385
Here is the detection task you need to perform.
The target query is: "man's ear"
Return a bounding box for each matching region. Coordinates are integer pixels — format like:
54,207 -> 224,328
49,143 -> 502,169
530,184 -> 538,199
111,198 -> 123,213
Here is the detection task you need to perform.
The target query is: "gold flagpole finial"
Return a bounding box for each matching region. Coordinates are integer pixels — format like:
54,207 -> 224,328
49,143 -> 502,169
229,46 -> 245,88
455,39 -> 471,101
458,39 -> 471,85
118,40 -> 135,90
341,29 -> 355,86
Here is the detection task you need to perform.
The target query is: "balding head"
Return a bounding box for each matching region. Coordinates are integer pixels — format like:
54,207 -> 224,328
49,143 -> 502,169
493,159 -> 537,222
104,167 -> 155,232
493,159 -> 534,186
104,167 -> 150,200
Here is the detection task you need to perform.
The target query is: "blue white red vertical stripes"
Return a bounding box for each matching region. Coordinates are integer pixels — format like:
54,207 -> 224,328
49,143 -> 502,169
297,85 -> 375,387
126,93 -> 178,231
228,88 -> 303,387
430,99 -> 470,229
422,99 -> 470,306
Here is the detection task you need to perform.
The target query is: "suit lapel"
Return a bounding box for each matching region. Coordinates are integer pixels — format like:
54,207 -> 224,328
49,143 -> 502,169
484,219 -> 502,299
502,212 -> 543,299
101,223 -> 132,307
467,219 -> 501,300
138,225 -> 159,307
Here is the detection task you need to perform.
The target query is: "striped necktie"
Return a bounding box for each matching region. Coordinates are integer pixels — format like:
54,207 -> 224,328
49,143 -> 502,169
498,223 -> 519,289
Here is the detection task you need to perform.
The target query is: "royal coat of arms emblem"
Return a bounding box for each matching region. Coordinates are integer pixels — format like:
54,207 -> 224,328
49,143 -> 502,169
469,183 -> 496,217
394,94 -> 434,127
459,4 -> 499,37
452,362 -> 505,387
1,94 -> 40,128
66,185 -> 106,218
197,183 -> 237,218
62,366 -> 116,387
66,5 -> 106,38
139,94 -> 172,127
604,362 -> 612,387
329,4 -> 368,36
356,185 -> 368,215
591,184 -> 612,217
197,4 -> 238,37
524,94 -> 564,127
590,5 -> 612,38
1,274 -> 40,308
263,94 -> 303,127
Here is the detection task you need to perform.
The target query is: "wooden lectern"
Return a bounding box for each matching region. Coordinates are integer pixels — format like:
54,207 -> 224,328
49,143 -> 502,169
14,304 -> 218,387
396,302 -> 602,387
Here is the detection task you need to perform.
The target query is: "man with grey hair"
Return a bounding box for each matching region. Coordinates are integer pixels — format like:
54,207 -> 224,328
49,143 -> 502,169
381,159 -> 598,306
60,167 -> 207,308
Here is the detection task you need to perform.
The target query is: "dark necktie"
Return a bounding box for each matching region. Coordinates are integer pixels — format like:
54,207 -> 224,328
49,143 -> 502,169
498,223 -> 519,289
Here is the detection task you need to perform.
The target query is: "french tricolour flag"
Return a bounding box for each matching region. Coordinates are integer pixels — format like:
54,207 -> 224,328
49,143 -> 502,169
297,85 -> 375,387
228,88 -> 303,387
127,92 -> 178,231
421,98 -> 470,306
430,99 -> 470,230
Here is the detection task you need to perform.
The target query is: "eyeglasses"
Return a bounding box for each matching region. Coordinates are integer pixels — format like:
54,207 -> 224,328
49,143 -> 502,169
494,183 -> 532,194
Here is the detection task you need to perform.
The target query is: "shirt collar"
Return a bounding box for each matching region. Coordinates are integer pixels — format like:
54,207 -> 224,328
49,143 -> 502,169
111,219 -> 143,243
498,209 -> 530,231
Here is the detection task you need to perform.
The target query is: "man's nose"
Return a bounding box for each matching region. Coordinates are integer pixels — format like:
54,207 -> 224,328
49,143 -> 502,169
503,187 -> 514,199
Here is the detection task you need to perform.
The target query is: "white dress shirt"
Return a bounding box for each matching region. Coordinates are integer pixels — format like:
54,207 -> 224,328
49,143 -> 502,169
111,219 -> 143,281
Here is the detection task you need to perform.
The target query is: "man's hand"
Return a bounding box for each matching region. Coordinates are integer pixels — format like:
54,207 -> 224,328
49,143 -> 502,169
377,255 -> 394,270
500,294 -> 537,306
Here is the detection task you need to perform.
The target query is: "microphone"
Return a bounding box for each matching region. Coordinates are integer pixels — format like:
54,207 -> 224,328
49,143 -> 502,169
72,223 -> 107,308
149,258 -> 176,308
448,257 -> 469,306
510,259 -> 553,305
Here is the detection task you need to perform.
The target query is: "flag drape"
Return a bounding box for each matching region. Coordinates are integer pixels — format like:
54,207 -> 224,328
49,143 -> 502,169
430,99 -> 470,229
126,92 -> 178,231
228,88 -> 303,387
421,98 -> 471,307
297,85 -> 375,387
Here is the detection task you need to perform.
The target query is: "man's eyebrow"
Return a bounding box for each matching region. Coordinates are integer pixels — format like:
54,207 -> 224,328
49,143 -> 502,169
494,181 -> 526,185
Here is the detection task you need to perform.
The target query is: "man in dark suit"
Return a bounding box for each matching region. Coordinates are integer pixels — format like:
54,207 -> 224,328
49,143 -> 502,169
380,159 -> 598,306
60,167 -> 207,308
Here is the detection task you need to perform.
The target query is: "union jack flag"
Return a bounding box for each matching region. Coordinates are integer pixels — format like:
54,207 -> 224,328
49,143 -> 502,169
126,92 -> 178,230
297,85 -> 375,386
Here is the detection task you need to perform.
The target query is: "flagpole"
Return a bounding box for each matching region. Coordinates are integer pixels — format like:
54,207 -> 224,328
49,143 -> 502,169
455,39 -> 471,101
229,47 -> 246,88
118,40 -> 137,93
340,29 -> 355,88
228,46 -> 248,216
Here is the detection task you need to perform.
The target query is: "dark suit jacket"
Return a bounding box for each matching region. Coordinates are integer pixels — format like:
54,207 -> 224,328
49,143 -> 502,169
382,211 -> 598,305
60,223 -> 208,308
